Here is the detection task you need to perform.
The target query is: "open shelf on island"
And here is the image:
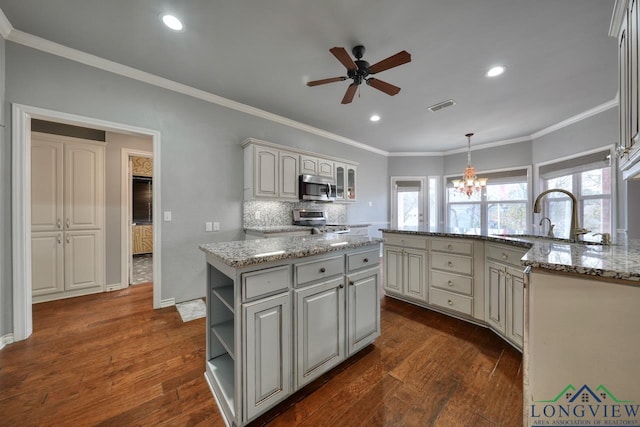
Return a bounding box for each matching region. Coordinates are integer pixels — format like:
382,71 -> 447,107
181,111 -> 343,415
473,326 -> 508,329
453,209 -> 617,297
213,286 -> 234,312
211,320 -> 235,359
206,353 -> 235,419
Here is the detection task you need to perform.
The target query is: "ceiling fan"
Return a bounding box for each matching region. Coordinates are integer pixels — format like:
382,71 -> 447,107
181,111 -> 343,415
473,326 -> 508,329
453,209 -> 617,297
306,45 -> 412,104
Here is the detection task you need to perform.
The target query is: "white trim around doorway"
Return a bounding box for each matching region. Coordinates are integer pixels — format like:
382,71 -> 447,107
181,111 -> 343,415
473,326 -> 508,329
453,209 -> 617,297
11,103 -> 162,341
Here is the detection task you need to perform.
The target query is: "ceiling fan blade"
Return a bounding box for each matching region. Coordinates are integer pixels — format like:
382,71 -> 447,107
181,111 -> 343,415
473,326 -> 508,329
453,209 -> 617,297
341,83 -> 358,104
368,50 -> 412,74
366,78 -> 401,96
330,47 -> 357,71
306,76 -> 347,87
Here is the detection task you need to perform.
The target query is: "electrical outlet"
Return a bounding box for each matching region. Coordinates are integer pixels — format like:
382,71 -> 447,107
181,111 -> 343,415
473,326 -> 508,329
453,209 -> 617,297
368,201 -> 372,207
213,222 -> 220,231
205,222 -> 213,232
255,211 -> 261,220
164,211 -> 172,221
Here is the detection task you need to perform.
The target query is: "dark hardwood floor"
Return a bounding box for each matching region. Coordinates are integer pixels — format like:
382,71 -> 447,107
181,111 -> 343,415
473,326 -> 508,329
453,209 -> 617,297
0,284 -> 522,426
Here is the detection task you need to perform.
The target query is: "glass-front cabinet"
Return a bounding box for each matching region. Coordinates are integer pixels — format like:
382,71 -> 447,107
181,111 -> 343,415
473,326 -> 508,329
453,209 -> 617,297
346,165 -> 357,201
335,163 -> 356,202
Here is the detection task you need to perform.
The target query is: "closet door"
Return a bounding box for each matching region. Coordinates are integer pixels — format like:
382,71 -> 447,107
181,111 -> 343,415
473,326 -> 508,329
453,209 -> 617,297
65,230 -> 104,291
64,142 -> 104,230
31,231 -> 65,296
31,137 -> 64,232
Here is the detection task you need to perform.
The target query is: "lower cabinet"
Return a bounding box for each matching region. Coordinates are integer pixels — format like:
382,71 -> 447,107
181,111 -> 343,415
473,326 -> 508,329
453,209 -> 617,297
383,245 -> 427,302
485,261 -> 507,335
506,268 -> 525,347
295,277 -> 345,388
243,292 -> 291,420
347,267 -> 380,356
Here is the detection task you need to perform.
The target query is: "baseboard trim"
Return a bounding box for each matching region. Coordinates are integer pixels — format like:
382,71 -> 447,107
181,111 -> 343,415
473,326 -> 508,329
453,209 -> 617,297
160,298 -> 176,308
0,333 -> 15,350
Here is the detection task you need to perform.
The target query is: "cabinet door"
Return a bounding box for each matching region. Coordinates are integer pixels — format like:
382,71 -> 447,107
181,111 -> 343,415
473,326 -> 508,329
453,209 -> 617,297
243,293 -> 291,421
279,152 -> 298,199
404,248 -> 427,302
347,267 -> 380,355
295,277 -> 345,388
507,269 -> 525,348
317,159 -> 334,178
346,165 -> 356,201
31,231 -> 64,296
31,137 -> 64,232
334,163 -> 346,200
383,246 -> 403,293
631,0 -> 639,143
485,262 -> 506,334
254,147 -> 279,198
65,230 -> 104,291
64,142 -> 104,230
299,155 -> 318,175
621,24 -> 630,151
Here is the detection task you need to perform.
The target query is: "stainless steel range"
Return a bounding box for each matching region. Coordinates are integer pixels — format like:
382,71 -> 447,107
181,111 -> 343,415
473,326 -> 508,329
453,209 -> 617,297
292,209 -> 350,235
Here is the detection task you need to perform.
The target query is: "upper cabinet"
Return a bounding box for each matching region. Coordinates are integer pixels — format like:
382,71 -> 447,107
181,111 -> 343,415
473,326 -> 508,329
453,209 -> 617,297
242,139 -> 358,202
613,0 -> 640,178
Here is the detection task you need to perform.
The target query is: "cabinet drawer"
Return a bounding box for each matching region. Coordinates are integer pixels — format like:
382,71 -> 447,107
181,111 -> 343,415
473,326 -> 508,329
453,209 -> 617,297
429,288 -> 473,316
383,233 -> 427,250
431,239 -> 473,255
347,248 -> 379,272
485,244 -> 527,267
242,265 -> 290,301
430,253 -> 472,276
430,271 -> 472,296
295,255 -> 344,286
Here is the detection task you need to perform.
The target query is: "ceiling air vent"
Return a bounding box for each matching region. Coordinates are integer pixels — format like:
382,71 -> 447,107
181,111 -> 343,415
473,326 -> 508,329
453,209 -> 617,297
427,99 -> 456,112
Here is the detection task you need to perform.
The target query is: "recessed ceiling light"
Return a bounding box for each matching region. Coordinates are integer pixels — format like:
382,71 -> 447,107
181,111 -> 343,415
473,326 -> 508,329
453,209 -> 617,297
486,65 -> 506,77
162,14 -> 184,31
370,115 -> 381,122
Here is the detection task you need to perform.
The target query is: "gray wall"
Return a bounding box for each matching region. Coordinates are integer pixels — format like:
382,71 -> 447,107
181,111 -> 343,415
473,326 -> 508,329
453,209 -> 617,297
1,42 -> 388,332
0,36 -> 6,336
444,140 -> 533,175
388,155 -> 444,177
104,132 -> 153,286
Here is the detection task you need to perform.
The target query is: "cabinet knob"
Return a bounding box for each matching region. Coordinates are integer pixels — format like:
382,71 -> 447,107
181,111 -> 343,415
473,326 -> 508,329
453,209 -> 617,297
349,280 -> 355,286
447,299 -> 453,306
339,283 -> 344,289
320,267 -> 326,273
57,219 -> 62,229
447,244 -> 453,250
66,234 -> 70,244
66,218 -> 70,228
447,261 -> 453,267
57,235 -> 62,244
363,258 -> 369,263
448,280 -> 453,287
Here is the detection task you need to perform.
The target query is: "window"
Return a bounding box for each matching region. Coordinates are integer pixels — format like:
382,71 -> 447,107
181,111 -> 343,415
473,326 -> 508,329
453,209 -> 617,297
446,168 -> 529,235
540,150 -> 612,238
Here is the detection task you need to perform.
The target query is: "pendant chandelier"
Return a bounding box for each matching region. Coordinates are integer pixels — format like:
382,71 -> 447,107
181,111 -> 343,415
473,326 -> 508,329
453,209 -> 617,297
452,133 -> 487,197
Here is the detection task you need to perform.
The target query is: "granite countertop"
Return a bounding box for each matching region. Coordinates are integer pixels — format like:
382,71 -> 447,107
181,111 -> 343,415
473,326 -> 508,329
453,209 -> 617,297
380,227 -> 640,282
200,235 -> 383,268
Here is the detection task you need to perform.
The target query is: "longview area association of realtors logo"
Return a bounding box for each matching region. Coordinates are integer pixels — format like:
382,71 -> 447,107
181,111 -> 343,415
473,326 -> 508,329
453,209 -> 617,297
530,384 -> 639,426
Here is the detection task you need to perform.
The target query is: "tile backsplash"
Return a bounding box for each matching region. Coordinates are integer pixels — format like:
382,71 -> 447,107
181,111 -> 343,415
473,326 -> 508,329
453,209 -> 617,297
243,201 -> 347,228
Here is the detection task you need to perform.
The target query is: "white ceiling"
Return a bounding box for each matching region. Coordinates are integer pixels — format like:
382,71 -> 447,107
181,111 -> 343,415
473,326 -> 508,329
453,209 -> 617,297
0,0 -> 618,153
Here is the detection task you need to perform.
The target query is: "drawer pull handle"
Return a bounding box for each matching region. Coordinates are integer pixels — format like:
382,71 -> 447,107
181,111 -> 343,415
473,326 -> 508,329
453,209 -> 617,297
320,267 -> 326,273
447,244 -> 453,250
447,261 -> 453,267
66,218 -> 70,228
363,258 -> 369,263
448,280 -> 453,286
447,299 -> 453,306
57,219 -> 62,229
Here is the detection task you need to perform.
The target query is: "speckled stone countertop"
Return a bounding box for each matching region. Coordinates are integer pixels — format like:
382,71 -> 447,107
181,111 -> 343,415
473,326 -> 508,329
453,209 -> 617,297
200,235 -> 382,268
380,227 -> 640,282
244,225 -> 311,234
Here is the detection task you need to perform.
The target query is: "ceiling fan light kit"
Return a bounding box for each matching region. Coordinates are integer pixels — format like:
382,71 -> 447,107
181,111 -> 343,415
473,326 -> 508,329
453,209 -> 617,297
307,45 -> 412,104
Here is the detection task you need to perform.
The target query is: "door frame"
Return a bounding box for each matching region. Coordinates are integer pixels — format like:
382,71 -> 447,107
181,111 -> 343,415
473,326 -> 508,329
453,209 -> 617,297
12,103 -> 162,341
390,176 -> 427,228
121,149 -> 153,289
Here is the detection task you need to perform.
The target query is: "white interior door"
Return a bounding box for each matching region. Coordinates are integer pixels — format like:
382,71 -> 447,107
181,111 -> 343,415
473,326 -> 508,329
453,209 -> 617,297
391,177 -> 426,229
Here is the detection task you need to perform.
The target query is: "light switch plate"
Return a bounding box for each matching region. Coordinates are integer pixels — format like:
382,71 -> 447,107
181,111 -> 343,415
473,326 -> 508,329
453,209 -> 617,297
205,222 -> 213,232
164,211 -> 172,221
213,222 -> 220,231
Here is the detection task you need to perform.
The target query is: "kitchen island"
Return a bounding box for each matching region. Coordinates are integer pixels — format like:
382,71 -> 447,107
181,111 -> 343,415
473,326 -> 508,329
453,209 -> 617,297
199,234 -> 382,426
380,228 -> 640,426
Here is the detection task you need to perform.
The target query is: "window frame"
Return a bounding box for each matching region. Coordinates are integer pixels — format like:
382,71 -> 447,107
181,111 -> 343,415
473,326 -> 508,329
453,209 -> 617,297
444,166 -> 532,235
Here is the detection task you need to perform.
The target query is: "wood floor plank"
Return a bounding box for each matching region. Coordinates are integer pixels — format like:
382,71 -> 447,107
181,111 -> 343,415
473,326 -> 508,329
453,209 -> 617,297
0,287 -> 523,426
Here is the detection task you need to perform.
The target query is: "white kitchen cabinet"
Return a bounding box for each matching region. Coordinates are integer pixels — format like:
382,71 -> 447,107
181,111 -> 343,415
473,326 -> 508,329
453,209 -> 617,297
295,277 -> 345,388
243,144 -> 299,200
300,155 -> 333,178
279,151 -> 298,199
383,242 -> 427,302
335,163 -> 346,200
243,292 -> 291,420
347,266 -> 380,356
250,146 -> 278,198
506,267 -> 524,347
485,261 -> 507,335
346,165 -> 357,201
31,132 -> 105,302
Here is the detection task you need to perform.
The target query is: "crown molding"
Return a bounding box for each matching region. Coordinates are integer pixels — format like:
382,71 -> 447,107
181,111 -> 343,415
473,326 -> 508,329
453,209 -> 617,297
388,151 -> 444,157
390,135 -> 532,157
530,99 -> 618,140
0,7 -> 13,39
4,27 -> 389,157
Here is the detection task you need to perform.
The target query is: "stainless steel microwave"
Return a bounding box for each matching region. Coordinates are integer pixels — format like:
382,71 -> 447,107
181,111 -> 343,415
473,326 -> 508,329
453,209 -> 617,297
299,174 -> 336,202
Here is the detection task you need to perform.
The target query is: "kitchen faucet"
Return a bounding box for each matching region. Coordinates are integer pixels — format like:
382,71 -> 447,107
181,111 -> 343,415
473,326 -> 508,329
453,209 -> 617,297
533,189 -> 589,240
